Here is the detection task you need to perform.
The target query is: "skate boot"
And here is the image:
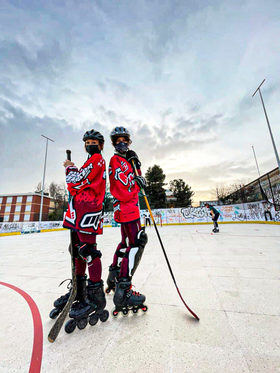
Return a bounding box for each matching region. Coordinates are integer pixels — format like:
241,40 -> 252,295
212,228 -> 219,233
64,275 -> 96,334
87,280 -> 110,325
49,279 -> 72,319
112,277 -> 148,317
105,265 -> 120,294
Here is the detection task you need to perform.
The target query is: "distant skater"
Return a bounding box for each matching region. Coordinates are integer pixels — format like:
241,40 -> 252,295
205,203 -> 220,233
144,210 -> 151,227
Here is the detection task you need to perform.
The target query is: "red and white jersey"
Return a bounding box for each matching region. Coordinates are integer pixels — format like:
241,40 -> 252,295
63,153 -> 106,235
109,154 -> 141,223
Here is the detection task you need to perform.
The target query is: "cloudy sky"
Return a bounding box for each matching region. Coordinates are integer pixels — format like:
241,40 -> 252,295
1,0 -> 280,203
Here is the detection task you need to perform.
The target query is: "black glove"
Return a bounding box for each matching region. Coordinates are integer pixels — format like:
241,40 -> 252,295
135,175 -> 146,189
126,150 -> 141,169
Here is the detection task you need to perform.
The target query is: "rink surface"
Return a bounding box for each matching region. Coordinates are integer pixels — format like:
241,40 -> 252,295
0,224 -> 280,373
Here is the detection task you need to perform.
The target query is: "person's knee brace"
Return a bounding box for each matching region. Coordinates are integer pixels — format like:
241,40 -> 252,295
127,229 -> 148,277
136,228 -> 148,248
78,243 -> 102,263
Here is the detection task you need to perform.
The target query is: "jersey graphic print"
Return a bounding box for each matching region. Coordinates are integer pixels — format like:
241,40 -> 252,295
63,153 -> 106,235
66,163 -> 93,184
80,210 -> 103,230
114,167 -> 135,192
109,154 -> 141,223
65,198 -> 76,225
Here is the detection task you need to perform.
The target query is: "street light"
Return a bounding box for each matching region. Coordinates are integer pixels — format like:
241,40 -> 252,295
39,135 -> 54,226
252,79 -> 280,173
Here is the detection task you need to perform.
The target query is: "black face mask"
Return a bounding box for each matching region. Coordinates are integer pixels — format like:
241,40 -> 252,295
86,145 -> 100,155
115,141 -> 128,154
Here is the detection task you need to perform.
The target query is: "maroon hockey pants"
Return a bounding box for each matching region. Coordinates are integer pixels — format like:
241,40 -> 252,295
112,219 -> 142,278
75,232 -> 102,283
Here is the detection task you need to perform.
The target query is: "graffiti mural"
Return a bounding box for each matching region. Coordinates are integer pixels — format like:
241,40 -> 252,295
181,207 -> 209,221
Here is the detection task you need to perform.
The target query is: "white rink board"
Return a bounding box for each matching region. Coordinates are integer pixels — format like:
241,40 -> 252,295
0,224 -> 280,372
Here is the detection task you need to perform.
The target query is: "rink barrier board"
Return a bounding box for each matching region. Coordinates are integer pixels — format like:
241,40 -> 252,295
0,221 -> 279,236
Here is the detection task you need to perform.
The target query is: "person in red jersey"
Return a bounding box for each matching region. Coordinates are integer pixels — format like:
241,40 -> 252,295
106,126 -> 148,316
51,130 -> 109,330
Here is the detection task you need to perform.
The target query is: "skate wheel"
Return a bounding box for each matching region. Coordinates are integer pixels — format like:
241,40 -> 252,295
77,318 -> 88,330
142,305 -> 148,312
112,310 -> 119,317
89,314 -> 98,326
49,308 -> 60,319
132,308 -> 138,314
65,319 -> 76,334
100,309 -> 109,322
122,309 -> 128,316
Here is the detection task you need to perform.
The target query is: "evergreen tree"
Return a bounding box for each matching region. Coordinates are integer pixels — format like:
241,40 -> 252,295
145,165 -> 166,208
169,179 -> 194,207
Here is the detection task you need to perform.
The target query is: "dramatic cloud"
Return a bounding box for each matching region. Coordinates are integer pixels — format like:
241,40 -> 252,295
1,0 -> 280,202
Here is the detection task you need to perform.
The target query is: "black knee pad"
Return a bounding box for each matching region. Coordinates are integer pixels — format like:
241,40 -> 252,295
126,230 -> 147,277
127,246 -> 144,277
78,243 -> 102,263
136,229 -> 148,249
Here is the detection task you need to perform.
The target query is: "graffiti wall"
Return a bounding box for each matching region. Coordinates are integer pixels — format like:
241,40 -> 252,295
0,201 -> 279,234
140,200 -> 279,225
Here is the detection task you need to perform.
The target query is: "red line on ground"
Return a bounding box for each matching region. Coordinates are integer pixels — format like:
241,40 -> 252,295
0,282 -> 43,373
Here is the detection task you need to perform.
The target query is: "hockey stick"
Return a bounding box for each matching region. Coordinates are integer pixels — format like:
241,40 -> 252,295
133,161 -> 199,321
48,150 -> 78,342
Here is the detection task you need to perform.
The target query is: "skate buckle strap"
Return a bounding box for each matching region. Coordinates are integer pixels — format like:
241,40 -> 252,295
58,278 -> 72,289
129,284 -> 140,297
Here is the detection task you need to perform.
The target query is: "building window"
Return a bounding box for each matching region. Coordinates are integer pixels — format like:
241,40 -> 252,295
14,214 -> 20,222
15,205 -> 21,212
25,205 -> 31,212
27,196 -> 33,202
7,197 -> 12,203
17,196 -> 23,203
5,206 -> 11,213
4,215 -> 9,222
24,214 -> 30,221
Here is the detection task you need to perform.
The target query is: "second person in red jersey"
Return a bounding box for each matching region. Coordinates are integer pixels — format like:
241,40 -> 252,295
106,126 -> 148,316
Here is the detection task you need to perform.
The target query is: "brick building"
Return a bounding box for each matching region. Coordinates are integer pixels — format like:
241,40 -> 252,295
0,193 -> 55,222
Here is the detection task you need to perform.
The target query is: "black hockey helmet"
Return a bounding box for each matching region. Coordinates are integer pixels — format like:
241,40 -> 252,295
83,129 -> 104,144
110,126 -> 131,145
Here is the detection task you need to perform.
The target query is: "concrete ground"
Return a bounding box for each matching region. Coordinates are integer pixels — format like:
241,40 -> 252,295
0,224 -> 279,373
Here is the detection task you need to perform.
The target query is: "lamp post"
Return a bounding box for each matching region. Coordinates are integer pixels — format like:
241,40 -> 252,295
39,135 -> 54,227
252,79 -> 280,173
